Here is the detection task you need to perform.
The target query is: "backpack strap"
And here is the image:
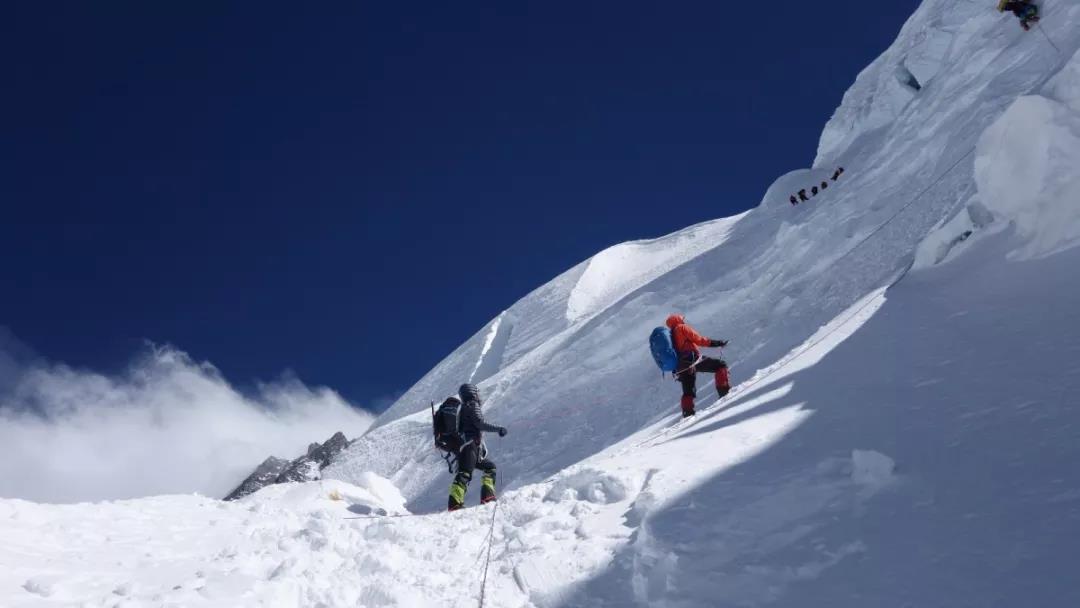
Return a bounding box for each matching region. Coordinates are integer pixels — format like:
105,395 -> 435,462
442,450 -> 456,474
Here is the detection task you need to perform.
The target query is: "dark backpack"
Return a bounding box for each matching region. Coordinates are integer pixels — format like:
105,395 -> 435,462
432,397 -> 464,453
432,397 -> 465,473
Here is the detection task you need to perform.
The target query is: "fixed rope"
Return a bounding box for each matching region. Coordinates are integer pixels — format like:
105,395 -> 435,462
477,501 -> 500,608
427,0 -> 1075,478
1037,23 -> 1063,55
631,138 -> 980,449
642,11 -> 1078,444
636,281 -> 895,449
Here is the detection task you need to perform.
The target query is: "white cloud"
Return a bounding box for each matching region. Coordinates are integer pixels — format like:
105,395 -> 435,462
0,341 -> 374,503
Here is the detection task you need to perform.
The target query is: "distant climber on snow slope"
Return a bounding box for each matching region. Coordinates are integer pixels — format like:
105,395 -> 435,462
667,314 -> 730,418
998,0 -> 1040,31
433,383 -> 508,511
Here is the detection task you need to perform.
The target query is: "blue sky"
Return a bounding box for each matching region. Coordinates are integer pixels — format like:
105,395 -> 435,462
1,2 -> 921,410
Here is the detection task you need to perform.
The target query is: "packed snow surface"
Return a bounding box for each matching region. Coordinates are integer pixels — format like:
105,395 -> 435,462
4,1 -> 1080,606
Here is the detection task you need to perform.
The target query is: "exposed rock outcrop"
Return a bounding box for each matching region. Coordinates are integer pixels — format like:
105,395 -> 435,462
223,456 -> 290,501
224,431 -> 351,500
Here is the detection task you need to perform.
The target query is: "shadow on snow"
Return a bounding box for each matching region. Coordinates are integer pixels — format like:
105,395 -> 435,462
555,236 -> 1080,607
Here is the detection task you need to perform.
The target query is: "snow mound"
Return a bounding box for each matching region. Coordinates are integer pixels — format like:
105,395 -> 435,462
544,468 -> 635,504
566,217 -> 742,322
22,577 -> 55,598
245,476 -> 408,516
760,167 -> 838,208
851,449 -> 896,488
975,54 -> 1080,259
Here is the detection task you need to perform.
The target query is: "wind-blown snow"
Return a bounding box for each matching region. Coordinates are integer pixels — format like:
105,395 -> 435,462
0,343 -> 373,503
4,0 -> 1080,605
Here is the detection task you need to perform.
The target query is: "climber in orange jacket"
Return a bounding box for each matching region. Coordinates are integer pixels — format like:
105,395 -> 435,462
666,314 -> 731,418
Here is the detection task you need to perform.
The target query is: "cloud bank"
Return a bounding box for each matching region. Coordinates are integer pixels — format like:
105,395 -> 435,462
0,337 -> 374,503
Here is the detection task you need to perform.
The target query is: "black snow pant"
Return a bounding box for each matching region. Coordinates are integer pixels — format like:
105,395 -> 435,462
448,440 -> 497,511
676,355 -> 730,416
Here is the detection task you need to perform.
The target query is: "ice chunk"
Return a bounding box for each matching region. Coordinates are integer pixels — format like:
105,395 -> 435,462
851,449 -> 896,488
975,93 -> 1080,259
545,469 -> 632,504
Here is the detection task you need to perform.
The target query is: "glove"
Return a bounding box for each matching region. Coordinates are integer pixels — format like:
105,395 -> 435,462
710,339 -> 728,348
497,427 -> 508,438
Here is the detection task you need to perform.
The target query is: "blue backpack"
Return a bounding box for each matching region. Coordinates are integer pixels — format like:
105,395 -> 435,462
649,327 -> 678,373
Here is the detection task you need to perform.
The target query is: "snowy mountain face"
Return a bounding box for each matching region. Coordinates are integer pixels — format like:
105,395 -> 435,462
5,1 -> 1080,606
328,0 -> 1080,512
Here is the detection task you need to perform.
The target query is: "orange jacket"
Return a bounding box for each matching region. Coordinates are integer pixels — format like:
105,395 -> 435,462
666,314 -> 712,356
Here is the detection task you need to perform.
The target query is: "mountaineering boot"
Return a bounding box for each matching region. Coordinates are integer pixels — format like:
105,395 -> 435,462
716,362 -> 731,398
680,395 -> 696,418
448,471 -> 471,511
480,471 -> 497,504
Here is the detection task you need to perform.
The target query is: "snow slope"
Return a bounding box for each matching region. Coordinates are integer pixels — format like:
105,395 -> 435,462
4,1 -> 1080,606
328,0 -> 1080,512
6,237 -> 1078,607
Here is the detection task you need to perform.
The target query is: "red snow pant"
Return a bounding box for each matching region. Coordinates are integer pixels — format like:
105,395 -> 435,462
676,355 -> 730,415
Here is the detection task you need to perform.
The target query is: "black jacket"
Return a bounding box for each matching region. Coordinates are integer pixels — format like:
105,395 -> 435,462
459,397 -> 501,441
1003,1 -> 1031,16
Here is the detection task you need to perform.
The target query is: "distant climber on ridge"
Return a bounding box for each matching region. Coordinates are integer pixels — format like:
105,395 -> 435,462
666,314 -> 730,418
998,0 -> 1039,30
811,185 -> 819,197
790,195 -> 799,206
798,189 -> 809,202
439,383 -> 506,511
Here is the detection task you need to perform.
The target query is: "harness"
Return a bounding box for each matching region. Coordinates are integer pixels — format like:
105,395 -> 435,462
672,342 -> 726,379
438,437 -> 486,474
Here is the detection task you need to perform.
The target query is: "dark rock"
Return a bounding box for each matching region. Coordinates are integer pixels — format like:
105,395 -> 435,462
277,432 -> 351,484
223,456 -> 290,501
223,432 -> 352,500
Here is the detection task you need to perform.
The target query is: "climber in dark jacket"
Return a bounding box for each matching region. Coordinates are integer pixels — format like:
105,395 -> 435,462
448,383 -> 507,511
999,0 -> 1039,30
